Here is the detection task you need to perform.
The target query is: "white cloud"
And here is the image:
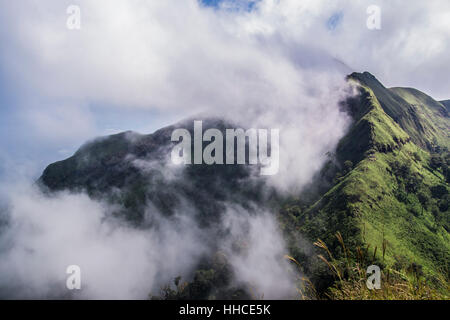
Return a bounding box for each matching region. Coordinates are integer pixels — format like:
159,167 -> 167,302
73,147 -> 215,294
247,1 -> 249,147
22,102 -> 97,144
0,185 -> 209,299
1,0 -> 357,190
1,0 -> 448,111
221,207 -> 297,299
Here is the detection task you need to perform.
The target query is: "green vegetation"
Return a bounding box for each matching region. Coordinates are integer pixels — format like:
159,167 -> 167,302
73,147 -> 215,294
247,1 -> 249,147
350,72 -> 449,150
281,72 -> 449,298
39,72 -> 449,300
150,254 -> 252,300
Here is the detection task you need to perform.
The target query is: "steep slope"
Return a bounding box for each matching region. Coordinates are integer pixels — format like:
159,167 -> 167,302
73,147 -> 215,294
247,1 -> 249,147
286,73 -> 449,280
441,100 -> 450,113
349,72 -> 449,150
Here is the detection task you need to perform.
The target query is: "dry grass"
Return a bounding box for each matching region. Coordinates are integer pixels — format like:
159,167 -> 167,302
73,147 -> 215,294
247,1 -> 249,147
286,232 -> 449,300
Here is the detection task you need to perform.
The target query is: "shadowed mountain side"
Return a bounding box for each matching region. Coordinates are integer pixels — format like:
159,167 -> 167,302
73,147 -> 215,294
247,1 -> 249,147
440,100 -> 450,114
349,72 -> 449,150
281,73 -> 449,285
39,119 -> 274,226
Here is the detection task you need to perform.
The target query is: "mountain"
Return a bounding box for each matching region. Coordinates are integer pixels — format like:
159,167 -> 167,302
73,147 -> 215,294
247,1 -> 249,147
441,100 -> 450,113
283,72 -> 449,283
349,72 -> 449,150
39,72 -> 449,298
39,118 -> 270,226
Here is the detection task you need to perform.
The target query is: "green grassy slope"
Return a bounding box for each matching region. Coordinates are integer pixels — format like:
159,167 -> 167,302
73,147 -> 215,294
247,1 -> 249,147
391,87 -> 449,148
284,73 -> 449,282
349,72 -> 449,150
38,71 -> 449,298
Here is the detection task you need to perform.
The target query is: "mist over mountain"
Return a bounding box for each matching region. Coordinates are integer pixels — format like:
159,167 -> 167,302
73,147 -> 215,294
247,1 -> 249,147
0,71 -> 448,299
39,119 -> 271,225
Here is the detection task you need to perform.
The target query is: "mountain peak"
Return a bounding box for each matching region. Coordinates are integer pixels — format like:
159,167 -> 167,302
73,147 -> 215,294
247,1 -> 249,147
347,72 -> 449,150
348,71 -> 385,89
440,100 -> 450,113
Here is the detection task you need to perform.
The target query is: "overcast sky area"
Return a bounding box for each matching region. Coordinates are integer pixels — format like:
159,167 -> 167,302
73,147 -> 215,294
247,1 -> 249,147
0,0 -> 449,180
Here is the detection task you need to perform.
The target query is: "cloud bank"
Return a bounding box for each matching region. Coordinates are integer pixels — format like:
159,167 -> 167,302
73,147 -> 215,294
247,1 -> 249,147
0,183 -> 298,299
2,0 -> 449,148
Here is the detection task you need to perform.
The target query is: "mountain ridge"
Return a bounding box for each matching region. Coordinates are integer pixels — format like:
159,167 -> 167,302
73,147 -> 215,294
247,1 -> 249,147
285,72 -> 449,281
38,71 -> 450,297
